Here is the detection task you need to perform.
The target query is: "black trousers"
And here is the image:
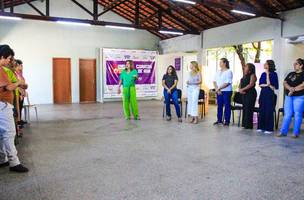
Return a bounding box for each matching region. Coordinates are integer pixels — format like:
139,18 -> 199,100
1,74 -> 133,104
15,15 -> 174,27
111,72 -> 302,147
19,98 -> 24,120
242,90 -> 257,129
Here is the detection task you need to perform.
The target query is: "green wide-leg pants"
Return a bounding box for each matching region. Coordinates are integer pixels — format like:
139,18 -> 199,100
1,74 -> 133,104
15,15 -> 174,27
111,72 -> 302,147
122,86 -> 139,119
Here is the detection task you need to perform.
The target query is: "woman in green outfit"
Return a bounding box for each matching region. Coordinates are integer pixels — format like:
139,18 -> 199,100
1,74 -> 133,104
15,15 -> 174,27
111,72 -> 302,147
118,60 -> 140,120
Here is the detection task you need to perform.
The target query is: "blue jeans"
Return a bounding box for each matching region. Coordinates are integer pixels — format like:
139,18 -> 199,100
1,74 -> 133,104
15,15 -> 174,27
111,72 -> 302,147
164,89 -> 181,118
280,95 -> 304,136
217,91 -> 232,124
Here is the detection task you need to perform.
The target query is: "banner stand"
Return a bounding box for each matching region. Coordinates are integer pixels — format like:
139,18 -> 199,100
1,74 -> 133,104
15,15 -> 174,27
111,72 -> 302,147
101,48 -> 158,101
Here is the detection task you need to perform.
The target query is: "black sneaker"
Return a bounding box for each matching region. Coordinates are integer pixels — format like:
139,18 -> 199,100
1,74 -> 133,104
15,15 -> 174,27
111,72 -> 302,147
213,121 -> 223,125
223,123 -> 230,126
10,164 -> 29,173
0,161 -> 9,168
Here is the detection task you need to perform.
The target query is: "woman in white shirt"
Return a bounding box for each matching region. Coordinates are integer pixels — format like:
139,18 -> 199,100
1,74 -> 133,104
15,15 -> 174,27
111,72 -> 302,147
213,58 -> 233,126
187,61 -> 202,124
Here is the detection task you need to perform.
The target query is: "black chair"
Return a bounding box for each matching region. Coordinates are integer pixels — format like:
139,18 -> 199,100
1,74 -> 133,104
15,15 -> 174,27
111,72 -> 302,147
231,92 -> 243,127
162,89 -> 183,118
184,89 -> 206,119
276,108 -> 284,130
254,94 -> 277,128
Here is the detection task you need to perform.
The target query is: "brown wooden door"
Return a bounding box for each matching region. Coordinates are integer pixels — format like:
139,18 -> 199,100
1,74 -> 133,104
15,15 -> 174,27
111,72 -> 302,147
53,58 -> 72,104
79,59 -> 96,103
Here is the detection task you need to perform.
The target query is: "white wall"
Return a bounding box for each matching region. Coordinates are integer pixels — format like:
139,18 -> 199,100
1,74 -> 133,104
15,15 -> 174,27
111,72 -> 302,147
276,42 -> 304,107
159,34 -> 201,54
202,17 -> 281,49
157,53 -> 198,99
0,0 -> 159,104
282,7 -> 304,38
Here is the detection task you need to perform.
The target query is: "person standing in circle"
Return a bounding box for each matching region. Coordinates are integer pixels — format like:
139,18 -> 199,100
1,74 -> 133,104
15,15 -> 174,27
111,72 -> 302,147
277,58 -> 304,138
118,60 -> 140,120
213,58 -> 233,126
239,63 -> 257,129
0,45 -> 29,173
257,60 -> 279,134
187,61 -> 202,124
162,65 -> 182,122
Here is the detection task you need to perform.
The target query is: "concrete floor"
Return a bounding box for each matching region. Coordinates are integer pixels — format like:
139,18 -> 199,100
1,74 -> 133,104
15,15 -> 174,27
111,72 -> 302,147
1,101 -> 304,200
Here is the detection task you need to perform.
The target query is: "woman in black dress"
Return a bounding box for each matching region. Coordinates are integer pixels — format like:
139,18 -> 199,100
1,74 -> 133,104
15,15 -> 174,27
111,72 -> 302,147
239,63 -> 257,129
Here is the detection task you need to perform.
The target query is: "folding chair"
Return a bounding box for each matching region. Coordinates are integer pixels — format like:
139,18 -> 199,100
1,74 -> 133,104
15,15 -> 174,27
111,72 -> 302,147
23,92 -> 38,123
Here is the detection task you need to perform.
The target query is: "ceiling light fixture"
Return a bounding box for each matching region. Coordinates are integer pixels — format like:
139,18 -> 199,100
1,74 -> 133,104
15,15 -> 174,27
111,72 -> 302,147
231,9 -> 256,16
172,0 -> 196,5
159,30 -> 184,35
105,25 -> 135,31
0,16 -> 22,20
56,21 -> 91,26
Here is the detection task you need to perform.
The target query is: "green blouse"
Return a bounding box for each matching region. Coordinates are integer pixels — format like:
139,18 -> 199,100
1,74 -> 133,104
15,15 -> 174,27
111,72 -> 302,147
120,69 -> 138,87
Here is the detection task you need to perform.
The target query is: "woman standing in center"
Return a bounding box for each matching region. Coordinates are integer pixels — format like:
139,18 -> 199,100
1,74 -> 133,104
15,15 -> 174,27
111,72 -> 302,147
187,61 -> 202,124
239,63 -> 257,129
118,60 -> 140,120
257,60 -> 278,134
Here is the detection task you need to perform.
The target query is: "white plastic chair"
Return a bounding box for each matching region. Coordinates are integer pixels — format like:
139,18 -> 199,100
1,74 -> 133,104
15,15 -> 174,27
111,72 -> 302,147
23,92 -> 38,123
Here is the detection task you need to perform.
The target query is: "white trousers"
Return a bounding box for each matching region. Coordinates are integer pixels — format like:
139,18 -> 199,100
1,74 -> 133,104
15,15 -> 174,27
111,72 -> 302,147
187,85 -> 200,117
0,102 -> 20,167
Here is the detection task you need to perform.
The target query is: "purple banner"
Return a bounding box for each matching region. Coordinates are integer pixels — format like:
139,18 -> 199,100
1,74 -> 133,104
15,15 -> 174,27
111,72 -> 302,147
106,60 -> 156,85
175,57 -> 181,71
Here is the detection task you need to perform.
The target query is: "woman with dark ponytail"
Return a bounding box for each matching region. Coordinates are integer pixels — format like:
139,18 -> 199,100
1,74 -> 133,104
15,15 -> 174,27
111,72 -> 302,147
277,58 -> 304,138
257,60 -> 279,134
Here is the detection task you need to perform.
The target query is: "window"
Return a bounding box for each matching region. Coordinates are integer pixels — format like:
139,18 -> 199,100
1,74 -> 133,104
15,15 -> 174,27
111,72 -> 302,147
204,40 -> 273,89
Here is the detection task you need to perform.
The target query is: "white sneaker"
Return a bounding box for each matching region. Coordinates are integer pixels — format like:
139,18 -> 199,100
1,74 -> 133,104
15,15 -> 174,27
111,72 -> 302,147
264,131 -> 273,134
257,129 -> 263,132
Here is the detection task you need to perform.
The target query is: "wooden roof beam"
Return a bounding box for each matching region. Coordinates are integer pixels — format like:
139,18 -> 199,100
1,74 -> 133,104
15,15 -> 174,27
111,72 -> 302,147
147,0 -> 200,32
98,0 -> 129,17
167,1 -> 209,29
199,0 -> 280,19
141,0 -> 194,31
122,0 -> 183,30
